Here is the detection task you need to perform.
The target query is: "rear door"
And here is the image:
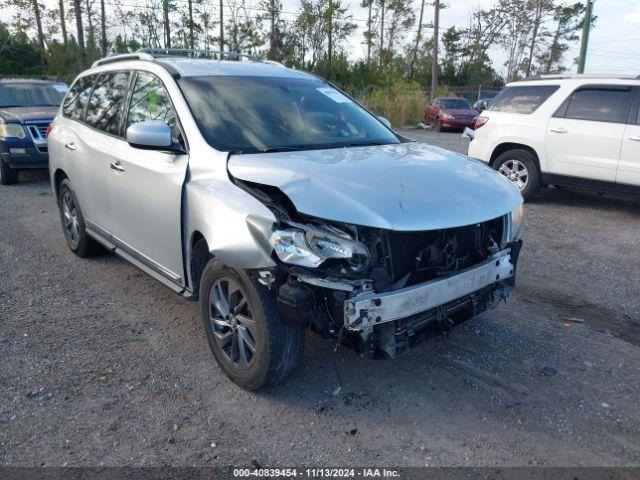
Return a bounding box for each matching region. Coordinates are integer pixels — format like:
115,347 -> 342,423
107,71 -> 189,285
546,85 -> 632,182
74,71 -> 131,232
617,88 -> 640,186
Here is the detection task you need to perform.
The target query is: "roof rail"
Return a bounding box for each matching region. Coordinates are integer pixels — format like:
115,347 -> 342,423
92,52 -> 155,67
138,48 -> 259,62
524,73 -> 640,81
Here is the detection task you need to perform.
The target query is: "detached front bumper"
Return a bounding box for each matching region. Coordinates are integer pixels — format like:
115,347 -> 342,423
344,249 -> 515,330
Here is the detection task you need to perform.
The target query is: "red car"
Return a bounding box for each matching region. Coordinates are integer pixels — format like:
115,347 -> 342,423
424,97 -> 479,132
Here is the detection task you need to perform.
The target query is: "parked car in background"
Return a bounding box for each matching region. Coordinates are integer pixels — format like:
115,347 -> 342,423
424,97 -> 479,132
468,74 -> 640,201
48,50 -> 524,390
473,98 -> 494,112
0,78 -> 68,185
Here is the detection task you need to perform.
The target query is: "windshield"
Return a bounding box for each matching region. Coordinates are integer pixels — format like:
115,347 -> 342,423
0,83 -> 68,108
178,76 -> 399,153
440,99 -> 471,110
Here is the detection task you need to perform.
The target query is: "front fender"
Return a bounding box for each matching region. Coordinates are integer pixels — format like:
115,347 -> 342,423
185,176 -> 277,272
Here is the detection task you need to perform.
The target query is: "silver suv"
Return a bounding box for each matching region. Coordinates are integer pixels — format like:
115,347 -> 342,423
48,50 -> 524,390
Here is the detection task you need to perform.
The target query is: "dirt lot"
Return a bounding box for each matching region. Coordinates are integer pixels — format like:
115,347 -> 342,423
1,130 -> 640,467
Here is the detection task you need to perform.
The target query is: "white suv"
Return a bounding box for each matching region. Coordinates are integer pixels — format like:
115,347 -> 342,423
48,50 -> 523,389
468,75 -> 640,200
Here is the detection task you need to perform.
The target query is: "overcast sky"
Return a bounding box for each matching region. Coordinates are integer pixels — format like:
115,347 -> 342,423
1,0 -> 639,77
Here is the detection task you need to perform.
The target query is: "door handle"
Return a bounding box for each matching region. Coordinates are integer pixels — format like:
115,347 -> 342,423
630,136 -> 640,142
550,127 -> 568,134
64,142 -> 77,151
110,161 -> 125,172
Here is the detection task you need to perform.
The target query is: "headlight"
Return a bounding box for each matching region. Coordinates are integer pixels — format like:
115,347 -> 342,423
441,113 -> 455,120
271,224 -> 369,270
509,204 -> 525,241
0,123 -> 26,139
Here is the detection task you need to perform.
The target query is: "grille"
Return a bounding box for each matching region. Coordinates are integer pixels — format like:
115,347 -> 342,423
384,216 -> 505,286
26,122 -> 50,141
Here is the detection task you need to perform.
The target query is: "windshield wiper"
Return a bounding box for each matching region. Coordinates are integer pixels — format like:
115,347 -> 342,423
344,140 -> 390,147
259,146 -> 304,153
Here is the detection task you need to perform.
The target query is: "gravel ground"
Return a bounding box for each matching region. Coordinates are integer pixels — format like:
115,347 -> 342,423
1,131 -> 640,468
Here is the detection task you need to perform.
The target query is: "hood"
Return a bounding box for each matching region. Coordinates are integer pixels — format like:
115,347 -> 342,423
0,106 -> 58,123
228,142 -> 522,231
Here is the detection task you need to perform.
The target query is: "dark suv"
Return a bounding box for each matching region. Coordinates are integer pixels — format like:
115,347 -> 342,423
0,78 -> 68,184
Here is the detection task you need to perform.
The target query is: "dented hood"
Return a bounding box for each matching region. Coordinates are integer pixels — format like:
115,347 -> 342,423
227,142 -> 523,231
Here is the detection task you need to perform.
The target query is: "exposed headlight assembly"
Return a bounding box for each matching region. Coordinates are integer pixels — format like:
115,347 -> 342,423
271,223 -> 370,271
0,123 -> 26,139
509,204 -> 525,241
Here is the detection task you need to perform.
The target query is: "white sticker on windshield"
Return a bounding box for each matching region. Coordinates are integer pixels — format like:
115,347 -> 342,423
53,84 -> 69,93
316,87 -> 352,103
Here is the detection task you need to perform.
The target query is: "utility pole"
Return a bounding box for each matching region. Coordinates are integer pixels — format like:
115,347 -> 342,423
577,0 -> 594,74
430,0 -> 440,101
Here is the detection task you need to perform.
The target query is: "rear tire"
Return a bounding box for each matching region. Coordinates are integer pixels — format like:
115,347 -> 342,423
200,260 -> 304,390
57,179 -> 103,257
493,149 -> 541,201
0,159 -> 18,185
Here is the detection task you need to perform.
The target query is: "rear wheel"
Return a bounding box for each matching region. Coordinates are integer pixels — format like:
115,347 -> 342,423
200,261 -> 304,390
493,149 -> 541,201
0,159 -> 18,185
57,179 -> 103,257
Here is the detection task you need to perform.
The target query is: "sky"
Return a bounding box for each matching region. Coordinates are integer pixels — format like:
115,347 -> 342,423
1,0 -> 639,77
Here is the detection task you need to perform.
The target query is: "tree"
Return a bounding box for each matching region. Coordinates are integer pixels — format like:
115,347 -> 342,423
72,0 -> 87,66
58,0 -> 68,44
539,2 -> 593,74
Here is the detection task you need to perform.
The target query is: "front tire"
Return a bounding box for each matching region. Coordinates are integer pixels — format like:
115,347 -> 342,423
57,179 -> 102,257
0,159 -> 18,185
200,261 -> 304,390
493,149 -> 541,201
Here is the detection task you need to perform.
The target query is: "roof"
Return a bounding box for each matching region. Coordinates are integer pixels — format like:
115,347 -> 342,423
89,50 -> 314,80
508,74 -> 640,87
0,78 -> 65,84
156,57 -> 313,79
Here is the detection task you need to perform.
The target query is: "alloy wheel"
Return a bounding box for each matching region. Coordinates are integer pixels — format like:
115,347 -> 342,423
209,277 -> 257,370
498,159 -> 529,191
61,191 -> 80,248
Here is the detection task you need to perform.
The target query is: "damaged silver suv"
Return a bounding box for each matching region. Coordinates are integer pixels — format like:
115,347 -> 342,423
48,50 -> 524,390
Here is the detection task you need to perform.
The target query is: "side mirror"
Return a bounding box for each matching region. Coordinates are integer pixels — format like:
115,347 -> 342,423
377,116 -> 392,128
126,120 -> 177,151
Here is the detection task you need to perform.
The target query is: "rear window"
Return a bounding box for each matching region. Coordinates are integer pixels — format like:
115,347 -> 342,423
563,88 -> 633,124
490,85 -> 560,114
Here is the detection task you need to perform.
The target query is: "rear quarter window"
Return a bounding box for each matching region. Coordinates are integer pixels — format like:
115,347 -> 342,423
62,76 -> 94,120
490,85 -> 560,114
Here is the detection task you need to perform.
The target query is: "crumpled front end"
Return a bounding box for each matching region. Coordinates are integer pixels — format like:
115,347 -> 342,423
239,179 -> 524,358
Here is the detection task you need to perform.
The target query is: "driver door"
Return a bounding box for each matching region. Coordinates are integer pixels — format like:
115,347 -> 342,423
107,71 -> 189,287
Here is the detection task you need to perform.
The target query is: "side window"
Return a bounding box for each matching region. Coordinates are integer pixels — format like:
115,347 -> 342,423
85,72 -> 130,135
636,100 -> 640,125
62,76 -> 93,120
491,85 -> 560,114
564,88 -> 633,124
126,73 -> 182,144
